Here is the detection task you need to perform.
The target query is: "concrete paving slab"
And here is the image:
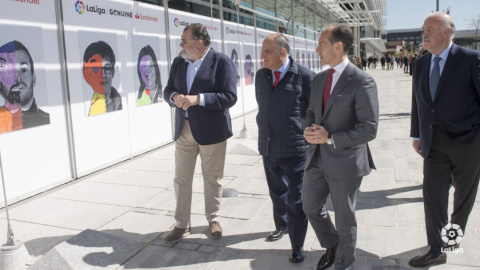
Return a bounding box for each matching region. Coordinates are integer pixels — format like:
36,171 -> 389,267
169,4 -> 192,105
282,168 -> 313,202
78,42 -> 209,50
394,158 -> 424,182
224,164 -> 267,179
119,244 -> 218,269
2,197 -> 130,230
117,158 -> 175,173
0,220 -> 79,266
225,154 -> 262,166
395,201 -> 426,225
138,190 -> 207,215
85,168 -> 175,189
223,177 -> 269,196
219,196 -> 269,220
208,247 -> 319,270
357,225 -> 427,259
356,201 -> 396,227
29,229 -> 144,270
48,182 -> 163,207
98,211 -> 175,243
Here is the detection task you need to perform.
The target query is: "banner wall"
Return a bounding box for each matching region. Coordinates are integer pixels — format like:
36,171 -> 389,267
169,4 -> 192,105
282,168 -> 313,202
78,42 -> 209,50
0,0 -> 72,204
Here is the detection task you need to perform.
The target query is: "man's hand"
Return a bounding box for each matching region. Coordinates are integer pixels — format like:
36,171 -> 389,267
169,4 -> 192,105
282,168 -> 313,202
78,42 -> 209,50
172,94 -> 200,110
173,94 -> 185,108
412,140 -> 421,155
304,124 -> 329,144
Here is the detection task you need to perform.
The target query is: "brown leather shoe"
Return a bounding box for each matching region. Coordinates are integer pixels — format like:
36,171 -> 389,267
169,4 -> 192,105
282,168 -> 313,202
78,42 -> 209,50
163,226 -> 191,242
209,221 -> 223,239
408,251 -> 447,267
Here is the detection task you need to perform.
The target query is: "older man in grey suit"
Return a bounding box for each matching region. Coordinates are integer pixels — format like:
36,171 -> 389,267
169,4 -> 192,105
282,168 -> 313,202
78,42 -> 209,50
302,24 -> 379,270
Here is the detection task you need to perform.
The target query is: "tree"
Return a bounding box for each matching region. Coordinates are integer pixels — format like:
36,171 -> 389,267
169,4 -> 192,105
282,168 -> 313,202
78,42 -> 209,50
466,13 -> 480,50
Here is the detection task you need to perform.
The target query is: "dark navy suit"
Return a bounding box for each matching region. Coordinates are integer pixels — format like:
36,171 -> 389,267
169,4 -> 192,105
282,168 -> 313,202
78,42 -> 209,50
164,48 -> 237,145
411,43 -> 480,248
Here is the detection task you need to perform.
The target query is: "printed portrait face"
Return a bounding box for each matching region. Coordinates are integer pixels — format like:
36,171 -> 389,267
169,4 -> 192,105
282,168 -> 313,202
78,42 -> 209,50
244,57 -> 252,76
82,53 -> 113,95
139,54 -> 156,90
0,44 -> 36,106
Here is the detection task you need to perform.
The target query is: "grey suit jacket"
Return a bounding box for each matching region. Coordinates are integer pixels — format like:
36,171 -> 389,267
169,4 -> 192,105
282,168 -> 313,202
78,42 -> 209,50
303,63 -> 379,179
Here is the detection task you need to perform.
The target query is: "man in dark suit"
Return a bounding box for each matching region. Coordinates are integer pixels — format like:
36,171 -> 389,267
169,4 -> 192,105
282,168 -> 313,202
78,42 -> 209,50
302,24 -> 379,270
163,23 -> 237,242
409,12 -> 480,267
255,33 -> 314,264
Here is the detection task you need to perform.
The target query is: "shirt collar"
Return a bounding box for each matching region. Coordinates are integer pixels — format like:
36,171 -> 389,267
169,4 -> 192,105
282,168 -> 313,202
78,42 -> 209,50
431,41 -> 452,61
277,57 -> 290,74
331,58 -> 350,75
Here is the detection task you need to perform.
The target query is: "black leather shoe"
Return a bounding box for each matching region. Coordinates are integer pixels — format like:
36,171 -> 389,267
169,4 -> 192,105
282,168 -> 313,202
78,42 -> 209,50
408,251 -> 447,267
289,246 -> 304,263
317,245 -> 337,270
266,229 -> 287,241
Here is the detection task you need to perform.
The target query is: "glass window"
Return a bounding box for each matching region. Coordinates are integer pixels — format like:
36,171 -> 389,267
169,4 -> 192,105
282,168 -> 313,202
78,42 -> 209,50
168,0 -> 220,19
136,0 -> 164,7
305,7 -> 315,40
292,0 -> 305,38
255,0 -> 276,31
223,0 -> 254,25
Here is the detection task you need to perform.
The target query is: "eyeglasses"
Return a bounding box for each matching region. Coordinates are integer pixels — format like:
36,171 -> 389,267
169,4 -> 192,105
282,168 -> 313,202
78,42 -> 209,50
180,38 -> 198,45
84,65 -> 113,75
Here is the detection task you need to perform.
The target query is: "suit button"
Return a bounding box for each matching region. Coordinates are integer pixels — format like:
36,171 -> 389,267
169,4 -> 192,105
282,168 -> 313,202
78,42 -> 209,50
430,125 -> 433,128
431,109 -> 435,113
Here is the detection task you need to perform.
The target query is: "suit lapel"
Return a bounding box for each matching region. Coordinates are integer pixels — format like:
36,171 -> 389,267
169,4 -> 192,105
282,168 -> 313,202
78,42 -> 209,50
179,60 -> 188,93
324,63 -> 354,115
434,43 -> 458,101
189,49 -> 215,94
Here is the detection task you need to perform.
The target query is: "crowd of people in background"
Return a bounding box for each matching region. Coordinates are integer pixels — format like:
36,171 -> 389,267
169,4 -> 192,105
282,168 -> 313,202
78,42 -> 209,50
350,52 -> 425,76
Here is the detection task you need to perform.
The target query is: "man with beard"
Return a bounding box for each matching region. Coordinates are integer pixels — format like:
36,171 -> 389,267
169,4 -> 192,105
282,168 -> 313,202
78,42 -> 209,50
163,23 -> 237,242
0,40 -> 49,133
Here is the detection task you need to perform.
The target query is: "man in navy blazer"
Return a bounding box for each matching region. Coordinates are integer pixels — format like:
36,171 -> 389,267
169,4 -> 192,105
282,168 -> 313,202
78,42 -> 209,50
163,23 -> 237,242
409,12 -> 480,267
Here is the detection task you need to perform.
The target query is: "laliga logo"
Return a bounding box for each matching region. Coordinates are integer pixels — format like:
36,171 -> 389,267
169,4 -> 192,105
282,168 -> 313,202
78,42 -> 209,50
441,223 -> 464,246
173,18 -> 180,27
75,0 -> 85,14
226,27 -> 230,35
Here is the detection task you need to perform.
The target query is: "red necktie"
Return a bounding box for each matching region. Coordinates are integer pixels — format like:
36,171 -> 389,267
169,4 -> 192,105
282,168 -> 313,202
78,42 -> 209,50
323,68 -> 335,113
273,71 -> 281,87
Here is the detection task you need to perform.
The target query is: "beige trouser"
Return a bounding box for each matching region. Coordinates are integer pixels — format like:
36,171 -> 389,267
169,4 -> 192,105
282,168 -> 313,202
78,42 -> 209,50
174,120 -> 226,229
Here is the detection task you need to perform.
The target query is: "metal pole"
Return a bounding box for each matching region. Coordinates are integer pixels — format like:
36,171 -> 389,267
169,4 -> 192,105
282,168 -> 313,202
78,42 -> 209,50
234,0 -> 250,139
0,148 -> 16,247
436,0 -> 439,11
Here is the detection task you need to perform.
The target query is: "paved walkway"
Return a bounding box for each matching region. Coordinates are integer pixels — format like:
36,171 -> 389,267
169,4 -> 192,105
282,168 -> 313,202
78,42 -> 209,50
1,65 -> 479,269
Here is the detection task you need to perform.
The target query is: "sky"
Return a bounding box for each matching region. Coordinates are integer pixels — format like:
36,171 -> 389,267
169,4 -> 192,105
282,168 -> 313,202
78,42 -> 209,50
386,0 -> 480,30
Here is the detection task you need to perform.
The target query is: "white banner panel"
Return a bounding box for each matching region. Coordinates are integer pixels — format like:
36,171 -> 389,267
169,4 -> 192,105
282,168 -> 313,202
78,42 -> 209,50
62,0 -> 133,175
0,0 -> 72,204
167,9 -> 222,60
127,2 -> 173,155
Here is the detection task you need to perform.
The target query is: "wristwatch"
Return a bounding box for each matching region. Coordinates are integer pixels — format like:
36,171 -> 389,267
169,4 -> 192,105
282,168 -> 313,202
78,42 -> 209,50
326,133 -> 333,145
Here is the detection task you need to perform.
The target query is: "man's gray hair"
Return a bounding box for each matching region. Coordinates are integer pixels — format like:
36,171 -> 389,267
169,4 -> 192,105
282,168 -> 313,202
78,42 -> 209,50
429,11 -> 456,39
273,34 -> 290,55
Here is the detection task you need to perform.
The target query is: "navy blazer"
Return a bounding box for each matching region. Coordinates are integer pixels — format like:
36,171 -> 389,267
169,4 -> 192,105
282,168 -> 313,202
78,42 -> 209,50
410,43 -> 480,158
163,49 -> 237,145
